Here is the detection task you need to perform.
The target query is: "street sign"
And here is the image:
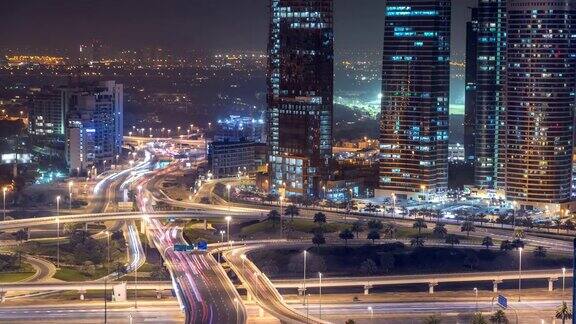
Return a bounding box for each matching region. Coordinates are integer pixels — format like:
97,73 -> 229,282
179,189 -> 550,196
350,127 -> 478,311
174,244 -> 194,252
197,240 -> 208,251
497,294 -> 508,309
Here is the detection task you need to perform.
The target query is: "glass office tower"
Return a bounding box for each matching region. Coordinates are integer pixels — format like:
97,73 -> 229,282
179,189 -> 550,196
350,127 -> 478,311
475,0 -> 507,190
267,0 -> 333,197
378,0 -> 451,200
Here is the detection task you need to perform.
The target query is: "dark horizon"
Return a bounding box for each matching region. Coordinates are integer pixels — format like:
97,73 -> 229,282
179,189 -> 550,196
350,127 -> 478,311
0,0 -> 474,58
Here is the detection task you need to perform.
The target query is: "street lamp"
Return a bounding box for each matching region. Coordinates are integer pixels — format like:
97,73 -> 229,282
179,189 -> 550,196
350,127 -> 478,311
392,193 -> 397,223
303,251 -> 307,306
105,231 -> 111,272
473,287 -> 478,312
518,247 -> 523,302
368,306 -> 373,319
562,267 -> 566,300
219,230 -> 225,243
512,201 -> 518,233
2,187 -> 8,221
225,216 -> 232,242
56,195 -> 61,216
318,272 -> 323,320
56,217 -> 60,269
68,181 -> 73,211
226,184 -> 232,210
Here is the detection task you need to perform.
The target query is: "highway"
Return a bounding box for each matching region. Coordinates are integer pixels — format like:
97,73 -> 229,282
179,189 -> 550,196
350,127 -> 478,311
0,299 -> 560,324
224,245 -> 329,324
139,161 -> 247,324
0,303 -> 184,323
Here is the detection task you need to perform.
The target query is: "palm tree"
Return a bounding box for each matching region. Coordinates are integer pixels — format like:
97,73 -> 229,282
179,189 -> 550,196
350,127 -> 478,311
512,239 -> 524,250
422,315 -> 442,324
554,218 -> 562,234
500,240 -> 514,251
533,246 -> 547,258
351,221 -> 364,239
496,215 -> 507,229
481,236 -> 494,249
14,229 -> 27,243
367,219 -> 384,231
382,222 -> 397,239
284,204 -> 299,220
313,212 -> 327,224
367,230 -> 380,244
563,219 -> 575,234
410,236 -> 425,248
471,312 -> 488,324
267,210 -> 281,228
555,301 -> 573,324
445,234 -> 460,248
522,217 -> 534,230
312,231 -> 326,250
432,222 -> 447,238
339,229 -> 354,247
460,221 -> 476,237
14,229 -> 28,268
413,218 -> 427,235
489,309 -> 508,323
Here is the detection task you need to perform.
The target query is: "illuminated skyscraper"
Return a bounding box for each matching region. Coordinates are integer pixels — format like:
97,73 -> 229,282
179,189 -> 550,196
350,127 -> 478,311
475,0 -> 507,189
503,0 -> 576,210
464,7 -> 479,163
378,0 -> 451,200
267,0 -> 333,197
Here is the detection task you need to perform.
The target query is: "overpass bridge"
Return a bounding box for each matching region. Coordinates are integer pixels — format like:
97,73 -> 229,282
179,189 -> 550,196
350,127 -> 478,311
0,281 -> 173,302
0,209 -> 264,231
268,269 -> 573,295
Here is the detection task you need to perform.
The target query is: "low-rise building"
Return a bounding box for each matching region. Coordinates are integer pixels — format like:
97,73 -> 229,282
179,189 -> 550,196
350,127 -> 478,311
208,139 -> 259,178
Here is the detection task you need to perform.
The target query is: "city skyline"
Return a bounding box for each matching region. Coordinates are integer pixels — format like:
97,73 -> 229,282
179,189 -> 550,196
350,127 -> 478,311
0,1 -> 574,323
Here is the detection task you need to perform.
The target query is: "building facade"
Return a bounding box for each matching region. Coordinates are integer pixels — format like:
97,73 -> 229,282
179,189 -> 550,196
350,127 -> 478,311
65,81 -> 123,174
475,0 -> 507,189
267,0 -> 333,197
464,7 -> 479,163
208,140 -> 263,179
378,0 -> 451,200
29,88 -> 66,137
503,0 -> 576,211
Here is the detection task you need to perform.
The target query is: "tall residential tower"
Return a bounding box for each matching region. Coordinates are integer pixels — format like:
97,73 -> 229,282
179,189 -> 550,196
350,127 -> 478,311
65,81 -> 124,174
267,0 -> 334,197
503,0 -> 576,211
464,7 -> 479,163
378,0 -> 451,200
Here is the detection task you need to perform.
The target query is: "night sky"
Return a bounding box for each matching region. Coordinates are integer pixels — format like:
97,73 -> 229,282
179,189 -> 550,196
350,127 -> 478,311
0,0 -> 475,57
